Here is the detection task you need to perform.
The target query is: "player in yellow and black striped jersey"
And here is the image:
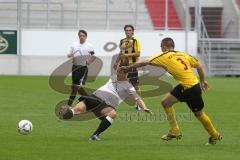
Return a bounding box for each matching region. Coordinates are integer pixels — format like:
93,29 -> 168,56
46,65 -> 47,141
119,37 -> 222,145
119,35 -> 141,66
113,24 -> 141,110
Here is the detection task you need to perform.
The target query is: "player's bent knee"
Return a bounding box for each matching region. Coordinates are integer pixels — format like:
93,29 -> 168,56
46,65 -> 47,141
107,110 -> 117,119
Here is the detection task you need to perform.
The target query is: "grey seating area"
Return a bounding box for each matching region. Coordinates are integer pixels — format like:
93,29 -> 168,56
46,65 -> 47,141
0,0 -> 153,30
199,39 -> 240,76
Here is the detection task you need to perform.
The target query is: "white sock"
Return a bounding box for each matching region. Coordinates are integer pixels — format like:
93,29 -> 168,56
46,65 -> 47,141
70,109 -> 75,115
106,116 -> 114,124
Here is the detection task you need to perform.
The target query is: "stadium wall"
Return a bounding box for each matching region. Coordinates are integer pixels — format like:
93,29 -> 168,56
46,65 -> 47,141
0,30 -> 197,76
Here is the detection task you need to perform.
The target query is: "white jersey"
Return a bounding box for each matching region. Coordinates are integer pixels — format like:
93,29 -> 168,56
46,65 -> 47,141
93,79 -> 140,108
70,41 -> 95,66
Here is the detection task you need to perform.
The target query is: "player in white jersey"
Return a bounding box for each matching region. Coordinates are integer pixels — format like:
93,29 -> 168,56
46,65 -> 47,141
67,30 -> 96,106
59,69 -> 153,141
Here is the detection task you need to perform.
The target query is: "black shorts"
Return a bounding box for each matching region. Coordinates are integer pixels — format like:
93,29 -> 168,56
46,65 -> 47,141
78,95 -> 114,119
127,69 -> 139,87
170,83 -> 204,112
72,65 -> 88,85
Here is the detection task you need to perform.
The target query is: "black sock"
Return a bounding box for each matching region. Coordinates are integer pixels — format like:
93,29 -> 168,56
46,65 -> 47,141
67,85 -> 79,106
67,97 -> 75,106
93,116 -> 113,136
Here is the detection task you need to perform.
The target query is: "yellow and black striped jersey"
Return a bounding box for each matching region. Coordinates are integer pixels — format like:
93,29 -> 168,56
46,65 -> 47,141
147,51 -> 199,89
120,37 -> 141,65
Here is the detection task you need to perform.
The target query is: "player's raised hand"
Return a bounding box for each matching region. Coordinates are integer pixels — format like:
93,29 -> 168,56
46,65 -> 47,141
118,66 -> 128,72
200,80 -> 209,92
120,43 -> 132,50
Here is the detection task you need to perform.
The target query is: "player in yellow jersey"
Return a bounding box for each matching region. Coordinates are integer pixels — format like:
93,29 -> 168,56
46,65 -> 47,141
113,24 -> 141,111
119,37 -> 222,145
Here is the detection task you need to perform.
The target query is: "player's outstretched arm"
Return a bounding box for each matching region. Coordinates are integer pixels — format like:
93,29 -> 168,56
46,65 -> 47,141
136,98 -> 154,115
119,59 -> 149,72
195,63 -> 209,92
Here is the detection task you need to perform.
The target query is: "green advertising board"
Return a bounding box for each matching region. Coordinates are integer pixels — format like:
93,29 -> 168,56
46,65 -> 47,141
0,30 -> 17,54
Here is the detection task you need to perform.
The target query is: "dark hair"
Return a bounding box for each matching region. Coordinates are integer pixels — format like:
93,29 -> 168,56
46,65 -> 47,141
78,30 -> 87,37
124,24 -> 134,31
161,37 -> 175,48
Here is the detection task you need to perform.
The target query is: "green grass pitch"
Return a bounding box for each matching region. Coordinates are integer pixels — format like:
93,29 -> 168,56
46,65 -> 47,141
0,76 -> 240,160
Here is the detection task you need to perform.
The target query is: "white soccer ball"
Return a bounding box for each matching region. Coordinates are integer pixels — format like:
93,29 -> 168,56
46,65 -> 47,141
17,120 -> 33,135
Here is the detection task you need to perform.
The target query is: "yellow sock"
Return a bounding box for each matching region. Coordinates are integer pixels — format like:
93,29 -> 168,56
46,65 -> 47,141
164,107 -> 180,134
197,112 -> 219,138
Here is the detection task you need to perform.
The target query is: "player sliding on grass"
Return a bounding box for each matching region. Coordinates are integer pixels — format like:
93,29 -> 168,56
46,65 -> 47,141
119,37 -> 222,145
59,69 -> 153,141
